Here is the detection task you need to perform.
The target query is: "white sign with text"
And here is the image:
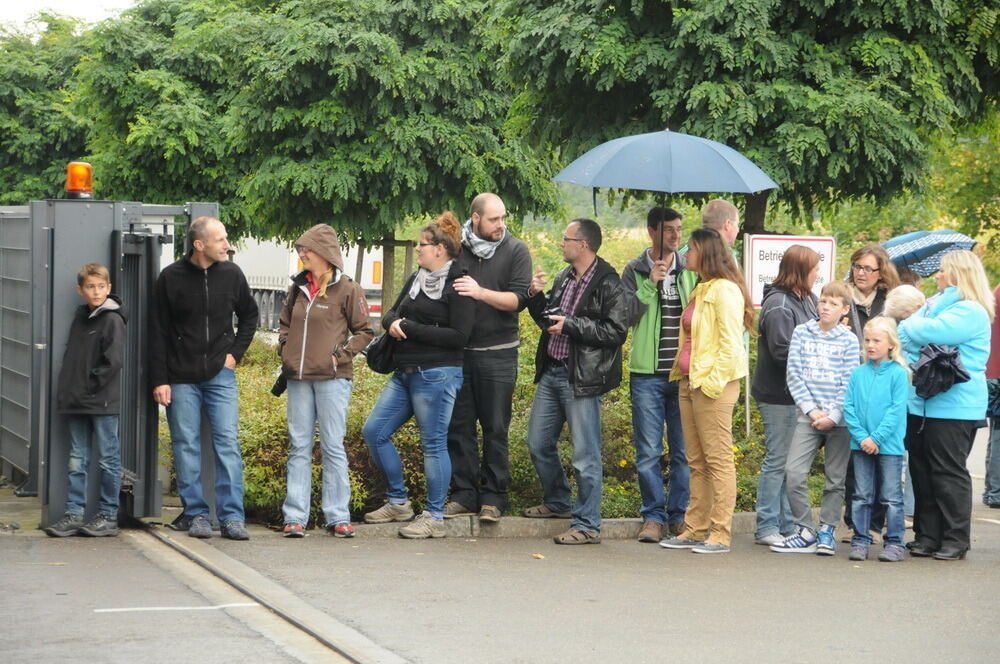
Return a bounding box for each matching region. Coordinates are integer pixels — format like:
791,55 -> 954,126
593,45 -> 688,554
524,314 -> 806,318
743,235 -> 837,308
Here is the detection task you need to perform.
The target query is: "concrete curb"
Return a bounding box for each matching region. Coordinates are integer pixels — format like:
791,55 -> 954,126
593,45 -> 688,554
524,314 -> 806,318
351,511 -> 761,539
145,525 -> 407,664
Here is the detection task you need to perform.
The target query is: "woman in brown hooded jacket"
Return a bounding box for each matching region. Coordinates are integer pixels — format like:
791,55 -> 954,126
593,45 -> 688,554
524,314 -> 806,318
278,224 -> 374,538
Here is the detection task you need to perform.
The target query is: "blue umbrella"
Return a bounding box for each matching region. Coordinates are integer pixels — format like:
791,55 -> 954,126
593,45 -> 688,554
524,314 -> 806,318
552,129 -> 779,194
881,230 -> 977,277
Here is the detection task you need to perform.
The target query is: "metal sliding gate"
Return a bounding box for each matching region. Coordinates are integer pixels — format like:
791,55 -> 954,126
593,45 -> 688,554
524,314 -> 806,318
0,199 -> 217,526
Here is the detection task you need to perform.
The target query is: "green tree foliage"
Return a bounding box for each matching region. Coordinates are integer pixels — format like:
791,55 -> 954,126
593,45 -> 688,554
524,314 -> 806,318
0,15 -> 89,204
499,0 -> 999,231
71,0 -> 557,242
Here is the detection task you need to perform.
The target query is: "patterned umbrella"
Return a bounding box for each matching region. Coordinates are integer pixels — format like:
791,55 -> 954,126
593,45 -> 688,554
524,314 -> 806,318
881,230 -> 977,277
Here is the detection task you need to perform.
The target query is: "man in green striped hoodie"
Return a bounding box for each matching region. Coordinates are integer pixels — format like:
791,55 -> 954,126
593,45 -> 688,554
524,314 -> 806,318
622,208 -> 694,543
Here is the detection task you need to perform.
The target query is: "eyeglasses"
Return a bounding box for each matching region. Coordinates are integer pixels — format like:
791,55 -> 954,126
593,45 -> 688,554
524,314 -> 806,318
416,242 -> 438,248
851,263 -> 879,274
562,236 -> 586,243
295,245 -> 310,255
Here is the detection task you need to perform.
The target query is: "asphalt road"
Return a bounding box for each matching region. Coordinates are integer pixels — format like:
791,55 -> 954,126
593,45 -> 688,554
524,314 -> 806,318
0,528 -> 345,663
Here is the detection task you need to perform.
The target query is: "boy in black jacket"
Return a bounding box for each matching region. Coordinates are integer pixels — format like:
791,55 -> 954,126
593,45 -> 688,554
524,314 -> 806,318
44,264 -> 126,537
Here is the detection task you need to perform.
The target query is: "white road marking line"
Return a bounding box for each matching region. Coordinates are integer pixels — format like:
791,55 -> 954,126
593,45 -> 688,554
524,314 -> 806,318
975,518 -> 1000,526
94,602 -> 260,613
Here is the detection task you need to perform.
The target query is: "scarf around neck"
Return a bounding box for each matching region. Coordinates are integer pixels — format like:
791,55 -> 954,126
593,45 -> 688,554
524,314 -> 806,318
462,218 -> 505,259
851,285 -> 878,314
409,261 -> 454,301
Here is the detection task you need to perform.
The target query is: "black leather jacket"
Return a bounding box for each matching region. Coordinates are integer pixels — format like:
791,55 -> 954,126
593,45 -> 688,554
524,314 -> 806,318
528,256 -> 628,397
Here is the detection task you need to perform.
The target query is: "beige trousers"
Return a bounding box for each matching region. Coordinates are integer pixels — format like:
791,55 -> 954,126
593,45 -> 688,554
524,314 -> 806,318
678,377 -> 740,546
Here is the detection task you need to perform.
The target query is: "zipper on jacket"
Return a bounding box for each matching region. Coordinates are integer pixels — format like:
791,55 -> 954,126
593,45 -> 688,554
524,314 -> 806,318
298,286 -> 315,380
204,269 -> 210,377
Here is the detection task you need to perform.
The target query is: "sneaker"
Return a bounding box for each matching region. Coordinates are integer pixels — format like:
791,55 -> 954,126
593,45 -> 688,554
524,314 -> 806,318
442,501 -> 476,519
187,514 -> 213,539
769,527 -> 818,553
478,505 -> 502,523
692,542 -> 730,554
816,524 -> 836,556
878,543 -> 906,562
840,530 -> 855,544
637,520 -> 663,543
43,513 -> 84,538
220,520 -> 250,540
849,545 -> 869,561
754,533 -> 785,546
283,523 -> 305,538
364,501 -> 414,524
80,513 -> 119,537
659,536 -> 704,549
330,522 -> 355,538
398,511 -> 445,539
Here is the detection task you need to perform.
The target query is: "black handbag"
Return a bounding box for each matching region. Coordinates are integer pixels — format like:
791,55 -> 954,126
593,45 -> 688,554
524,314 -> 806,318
364,333 -> 396,374
363,272 -> 417,375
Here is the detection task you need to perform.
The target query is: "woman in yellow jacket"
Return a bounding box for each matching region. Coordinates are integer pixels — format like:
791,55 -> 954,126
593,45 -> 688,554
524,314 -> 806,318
661,227 -> 755,554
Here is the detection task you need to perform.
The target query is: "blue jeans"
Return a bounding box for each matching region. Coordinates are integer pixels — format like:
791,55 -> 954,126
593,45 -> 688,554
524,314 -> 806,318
362,366 -> 463,518
754,402 -> 797,538
984,418 -> 1000,505
65,414 -> 122,517
630,374 -> 688,525
283,378 -> 353,527
850,451 -> 905,546
167,367 -> 244,523
526,366 -> 603,533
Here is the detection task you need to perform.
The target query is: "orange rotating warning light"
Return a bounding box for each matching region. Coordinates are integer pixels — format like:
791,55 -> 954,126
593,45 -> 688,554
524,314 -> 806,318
65,161 -> 94,199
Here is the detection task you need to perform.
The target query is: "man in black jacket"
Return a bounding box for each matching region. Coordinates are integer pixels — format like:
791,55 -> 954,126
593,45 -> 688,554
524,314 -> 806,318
444,193 -> 532,523
151,217 -> 258,540
523,219 -> 628,544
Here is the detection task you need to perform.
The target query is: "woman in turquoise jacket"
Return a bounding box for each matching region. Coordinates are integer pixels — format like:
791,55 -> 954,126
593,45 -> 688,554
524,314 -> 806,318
898,250 -> 995,560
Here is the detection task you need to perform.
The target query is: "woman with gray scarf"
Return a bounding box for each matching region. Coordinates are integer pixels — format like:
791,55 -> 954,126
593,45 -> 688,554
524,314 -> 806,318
361,211 -> 474,538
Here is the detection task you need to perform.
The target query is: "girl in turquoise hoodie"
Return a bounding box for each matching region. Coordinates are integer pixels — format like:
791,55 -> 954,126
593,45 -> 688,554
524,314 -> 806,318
898,250 -> 995,560
843,316 -> 910,562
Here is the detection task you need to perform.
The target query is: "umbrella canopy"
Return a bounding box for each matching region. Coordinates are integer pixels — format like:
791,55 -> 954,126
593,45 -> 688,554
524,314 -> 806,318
881,230 -> 977,277
552,130 -> 779,194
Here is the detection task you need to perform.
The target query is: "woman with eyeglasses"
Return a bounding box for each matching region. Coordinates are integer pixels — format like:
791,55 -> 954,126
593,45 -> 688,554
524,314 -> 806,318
278,224 -> 374,538
361,211 -> 473,538
845,245 -> 900,348
898,250 -> 994,560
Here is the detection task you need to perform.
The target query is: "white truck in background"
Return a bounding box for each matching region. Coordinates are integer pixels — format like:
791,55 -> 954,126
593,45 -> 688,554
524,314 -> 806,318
231,237 -> 383,329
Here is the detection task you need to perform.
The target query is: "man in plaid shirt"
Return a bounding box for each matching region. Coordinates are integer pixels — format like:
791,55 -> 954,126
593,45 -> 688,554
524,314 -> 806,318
523,219 -> 629,545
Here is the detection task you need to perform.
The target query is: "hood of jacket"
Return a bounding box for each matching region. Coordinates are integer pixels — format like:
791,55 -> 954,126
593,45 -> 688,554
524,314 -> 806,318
627,247 -> 687,276
295,224 -> 345,272
88,293 -> 127,323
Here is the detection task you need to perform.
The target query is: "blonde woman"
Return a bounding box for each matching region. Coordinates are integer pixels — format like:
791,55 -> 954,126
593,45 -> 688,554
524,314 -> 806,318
898,250 -> 995,560
278,224 -> 374,538
660,228 -> 755,554
843,317 -> 911,562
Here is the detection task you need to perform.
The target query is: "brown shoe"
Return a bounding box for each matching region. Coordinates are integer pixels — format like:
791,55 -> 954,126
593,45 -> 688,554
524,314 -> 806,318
442,501 -> 476,519
523,504 -> 571,518
553,528 -> 600,545
668,521 -> 685,537
478,505 -> 502,523
637,520 -> 662,543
